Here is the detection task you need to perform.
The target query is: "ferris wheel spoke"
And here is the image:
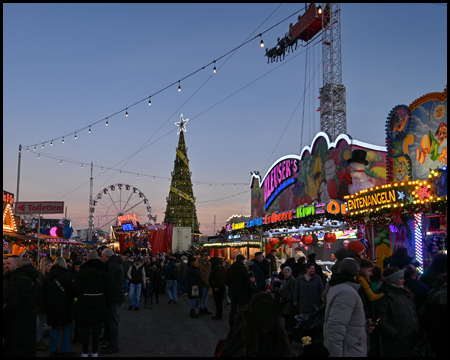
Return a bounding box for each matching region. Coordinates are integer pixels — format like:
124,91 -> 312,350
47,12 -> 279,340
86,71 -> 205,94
107,191 -> 120,214
122,199 -> 144,214
99,216 -> 117,230
121,191 -> 134,214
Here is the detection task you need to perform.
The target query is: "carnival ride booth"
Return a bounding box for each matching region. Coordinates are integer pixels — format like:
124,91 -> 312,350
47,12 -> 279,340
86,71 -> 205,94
3,201 -> 36,256
203,235 -> 261,263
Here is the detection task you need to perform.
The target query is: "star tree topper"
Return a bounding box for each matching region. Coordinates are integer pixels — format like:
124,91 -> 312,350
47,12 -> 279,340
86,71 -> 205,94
175,113 -> 189,135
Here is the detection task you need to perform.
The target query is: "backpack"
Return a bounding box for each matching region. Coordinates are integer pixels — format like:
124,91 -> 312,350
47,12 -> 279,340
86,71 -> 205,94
170,264 -> 179,280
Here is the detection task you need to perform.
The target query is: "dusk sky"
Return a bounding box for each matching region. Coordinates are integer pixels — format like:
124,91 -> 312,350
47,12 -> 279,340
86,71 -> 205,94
3,3 -> 447,235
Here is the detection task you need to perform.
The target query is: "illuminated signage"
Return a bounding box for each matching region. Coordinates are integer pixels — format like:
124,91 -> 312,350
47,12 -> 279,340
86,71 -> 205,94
122,223 -> 135,231
263,159 -> 298,209
232,222 -> 246,230
118,213 -> 138,226
297,205 -> 316,218
347,189 -> 397,211
3,191 -> 14,205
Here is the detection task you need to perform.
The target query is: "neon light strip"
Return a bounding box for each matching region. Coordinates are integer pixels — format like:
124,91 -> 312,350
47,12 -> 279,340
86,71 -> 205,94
414,213 -> 423,274
264,178 -> 295,211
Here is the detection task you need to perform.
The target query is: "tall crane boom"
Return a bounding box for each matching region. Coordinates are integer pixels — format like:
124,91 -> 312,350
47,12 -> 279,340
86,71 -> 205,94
320,3 -> 347,141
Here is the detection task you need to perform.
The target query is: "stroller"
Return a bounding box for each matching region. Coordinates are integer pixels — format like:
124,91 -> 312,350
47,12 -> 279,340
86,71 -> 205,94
288,305 -> 326,345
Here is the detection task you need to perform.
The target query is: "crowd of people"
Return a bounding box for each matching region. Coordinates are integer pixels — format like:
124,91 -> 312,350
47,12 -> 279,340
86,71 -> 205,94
3,243 -> 448,357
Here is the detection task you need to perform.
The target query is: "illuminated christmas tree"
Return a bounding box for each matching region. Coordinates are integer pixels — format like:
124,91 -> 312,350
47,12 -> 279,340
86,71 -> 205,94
163,114 -> 200,233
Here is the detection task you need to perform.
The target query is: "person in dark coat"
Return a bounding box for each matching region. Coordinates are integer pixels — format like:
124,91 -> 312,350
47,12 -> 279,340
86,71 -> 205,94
419,253 -> 447,288
293,262 -> 324,320
307,253 -> 325,284
265,250 -> 278,274
36,258 -> 52,351
375,266 -> 419,357
74,250 -> 110,357
226,255 -> 252,327
209,257 -> 226,320
44,257 -> 76,357
146,263 -> 161,304
279,266 -> 297,331
100,248 -> 125,354
186,257 -> 201,318
222,292 -> 292,357
3,258 -> 42,358
248,252 -> 266,292
402,264 -> 430,314
385,246 -> 420,269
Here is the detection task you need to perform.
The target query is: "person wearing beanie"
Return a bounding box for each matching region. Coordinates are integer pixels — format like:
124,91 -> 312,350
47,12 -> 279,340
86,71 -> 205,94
375,266 -> 419,357
346,241 -> 365,256
324,258 -> 368,357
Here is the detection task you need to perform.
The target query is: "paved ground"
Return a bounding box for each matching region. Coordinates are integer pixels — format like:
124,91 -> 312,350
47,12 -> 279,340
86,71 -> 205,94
37,290 -> 302,357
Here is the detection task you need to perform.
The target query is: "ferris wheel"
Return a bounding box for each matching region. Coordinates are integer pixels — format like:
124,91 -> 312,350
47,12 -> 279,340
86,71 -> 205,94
90,183 -> 153,235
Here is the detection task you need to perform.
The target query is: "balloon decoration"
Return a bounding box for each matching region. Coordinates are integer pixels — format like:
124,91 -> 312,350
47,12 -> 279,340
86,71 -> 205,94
62,225 -> 72,239
301,235 -> 313,245
45,228 -> 51,236
40,228 -> 46,235
56,227 -> 63,237
269,238 -> 279,247
282,237 -> 293,246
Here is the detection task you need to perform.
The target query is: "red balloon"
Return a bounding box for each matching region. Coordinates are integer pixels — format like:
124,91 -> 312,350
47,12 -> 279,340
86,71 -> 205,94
56,227 -> 63,237
283,237 -> 293,245
302,235 -> 313,245
269,238 -> 279,247
326,232 -> 337,244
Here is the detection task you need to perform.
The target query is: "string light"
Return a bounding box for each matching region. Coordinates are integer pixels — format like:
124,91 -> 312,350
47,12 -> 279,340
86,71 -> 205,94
260,34 -> 264,48
213,61 -> 216,74
34,145 -> 36,151
27,147 -> 29,152
137,174 -> 140,178
62,137 -> 64,144
60,159 -> 62,165
153,176 -> 155,181
148,97 -> 152,106
75,133 -> 77,140
50,141 -> 53,146
38,154 -> 40,159
125,109 -> 128,117
89,126 -> 91,133
178,81 -> 181,92
119,170 -> 121,175
101,167 -> 103,171
42,143 -> 45,149
106,118 -> 108,126
81,164 -> 83,168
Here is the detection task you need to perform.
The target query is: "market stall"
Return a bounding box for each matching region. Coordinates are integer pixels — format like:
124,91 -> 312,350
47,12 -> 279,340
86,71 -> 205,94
229,131 -> 387,267
343,86 -> 447,271
203,235 -> 261,262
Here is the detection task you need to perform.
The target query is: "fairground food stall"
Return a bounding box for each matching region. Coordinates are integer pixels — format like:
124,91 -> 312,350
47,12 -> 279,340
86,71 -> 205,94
203,235 -> 261,263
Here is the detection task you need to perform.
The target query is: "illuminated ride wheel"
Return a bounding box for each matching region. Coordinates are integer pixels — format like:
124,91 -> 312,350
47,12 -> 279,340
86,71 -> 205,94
90,183 -> 152,237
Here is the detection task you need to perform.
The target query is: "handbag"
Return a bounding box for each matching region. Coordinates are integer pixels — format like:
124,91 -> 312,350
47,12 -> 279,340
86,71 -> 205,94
191,285 -> 199,297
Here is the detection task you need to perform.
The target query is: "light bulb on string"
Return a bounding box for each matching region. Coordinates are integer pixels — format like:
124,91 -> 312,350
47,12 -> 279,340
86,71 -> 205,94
153,176 -> 155,181
42,143 -> 45,149
81,164 -> 83,168
178,81 -> 181,92
62,137 -> 64,144
213,61 -> 216,74
101,167 -> 103,172
89,126 -> 91,133
260,34 -> 264,48
38,154 -> 40,159
148,97 -> 151,106
60,159 -> 62,165
27,147 -> 29,152
50,141 -> 53,146
106,118 -> 108,126
75,133 -> 77,140
125,109 -> 128,117
137,174 -> 139,178
119,170 -> 121,175
34,145 -> 36,151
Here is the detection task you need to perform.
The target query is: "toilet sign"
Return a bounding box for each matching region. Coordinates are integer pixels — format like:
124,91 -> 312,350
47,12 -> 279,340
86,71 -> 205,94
15,201 -> 64,214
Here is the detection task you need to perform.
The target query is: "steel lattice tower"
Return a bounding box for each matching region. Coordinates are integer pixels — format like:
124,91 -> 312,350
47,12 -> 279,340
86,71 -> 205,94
320,3 -> 346,141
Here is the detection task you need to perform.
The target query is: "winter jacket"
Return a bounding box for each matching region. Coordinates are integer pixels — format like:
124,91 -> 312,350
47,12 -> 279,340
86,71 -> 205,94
404,278 -> 429,313
209,264 -> 225,290
146,267 -> 161,289
386,255 -> 418,269
178,261 -> 187,276
280,274 -> 297,316
73,259 -> 110,323
265,253 -> 278,273
198,258 -> 211,287
128,263 -> 146,284
186,264 -> 201,299
323,278 -> 367,357
43,264 -> 74,326
165,261 -> 179,281
3,264 -> 42,357
248,260 -> 266,292
293,273 -> 324,313
225,261 -> 251,298
105,254 -> 125,305
375,281 -> 420,357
